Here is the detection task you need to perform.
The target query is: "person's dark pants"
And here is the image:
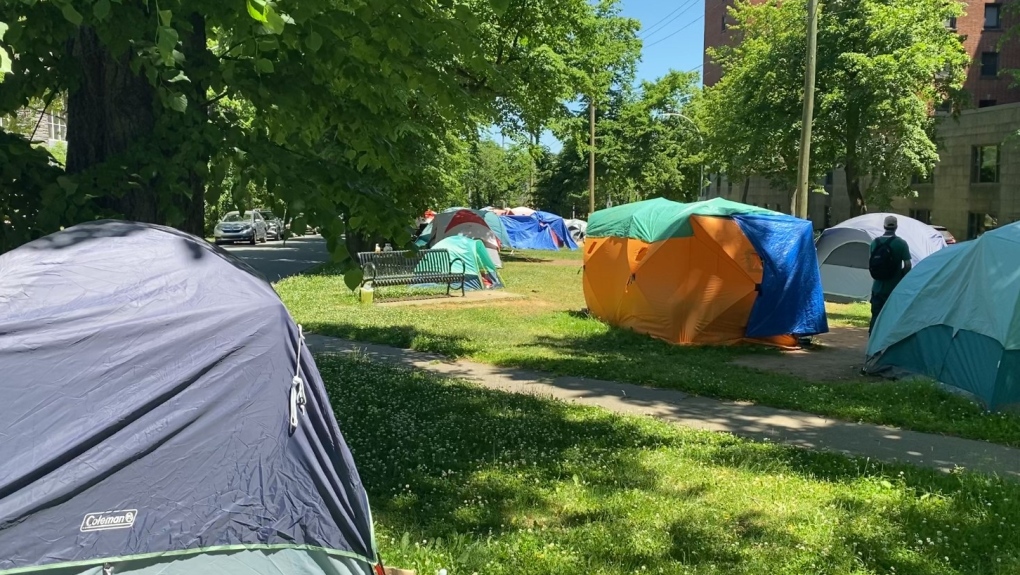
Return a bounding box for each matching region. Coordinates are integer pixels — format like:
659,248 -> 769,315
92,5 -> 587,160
869,292 -> 889,334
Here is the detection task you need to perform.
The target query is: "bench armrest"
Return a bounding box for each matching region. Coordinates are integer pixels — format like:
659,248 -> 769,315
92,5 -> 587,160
449,257 -> 467,275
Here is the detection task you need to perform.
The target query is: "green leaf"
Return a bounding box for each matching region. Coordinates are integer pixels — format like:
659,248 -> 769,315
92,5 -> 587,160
61,3 -> 84,26
168,92 -> 187,112
157,26 -> 179,54
246,0 -> 268,22
158,9 -> 172,26
93,0 -> 111,19
165,70 -> 189,83
0,21 -> 9,41
306,30 -> 323,52
343,268 -> 364,291
0,47 -> 10,78
265,6 -> 286,34
256,58 -> 274,73
56,176 -> 78,194
330,244 -> 350,263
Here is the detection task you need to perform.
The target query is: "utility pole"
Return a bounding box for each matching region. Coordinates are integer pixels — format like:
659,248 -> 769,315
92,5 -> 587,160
794,0 -> 820,219
588,97 -> 596,215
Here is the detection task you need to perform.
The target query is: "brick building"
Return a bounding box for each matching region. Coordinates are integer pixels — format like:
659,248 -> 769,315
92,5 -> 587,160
701,1 -> 1020,239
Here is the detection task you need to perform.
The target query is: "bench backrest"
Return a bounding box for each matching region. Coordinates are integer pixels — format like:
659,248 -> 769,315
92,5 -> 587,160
357,249 -> 452,277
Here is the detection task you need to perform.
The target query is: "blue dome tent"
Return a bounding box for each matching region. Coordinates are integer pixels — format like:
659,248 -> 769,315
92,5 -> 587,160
865,222 -> 1020,410
499,211 -> 579,251
0,221 -> 380,575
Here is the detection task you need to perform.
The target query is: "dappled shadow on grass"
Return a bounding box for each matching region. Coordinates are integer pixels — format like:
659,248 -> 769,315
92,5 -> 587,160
303,322 -> 474,357
319,355 -> 670,539
319,355 -> 1020,575
501,253 -> 554,263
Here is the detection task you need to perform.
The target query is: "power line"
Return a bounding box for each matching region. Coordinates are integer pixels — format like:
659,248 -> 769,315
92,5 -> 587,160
645,15 -> 705,49
639,3 -> 689,39
641,0 -> 700,40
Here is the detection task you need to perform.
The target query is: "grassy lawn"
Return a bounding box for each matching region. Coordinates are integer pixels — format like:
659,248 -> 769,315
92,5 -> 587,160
322,354 -> 1020,575
277,257 -> 1020,447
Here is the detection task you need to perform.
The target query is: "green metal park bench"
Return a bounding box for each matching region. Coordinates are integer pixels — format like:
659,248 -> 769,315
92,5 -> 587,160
357,248 -> 466,300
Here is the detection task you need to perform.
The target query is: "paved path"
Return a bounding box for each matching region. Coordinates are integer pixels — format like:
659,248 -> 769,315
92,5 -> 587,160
307,334 -> 1020,479
222,236 -> 328,282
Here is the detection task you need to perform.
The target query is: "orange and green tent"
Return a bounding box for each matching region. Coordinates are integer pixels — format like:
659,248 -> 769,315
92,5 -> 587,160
583,198 -> 828,347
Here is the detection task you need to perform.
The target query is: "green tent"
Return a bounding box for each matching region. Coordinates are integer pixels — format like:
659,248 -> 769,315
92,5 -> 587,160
866,222 -> 1020,410
587,197 -> 778,242
423,235 -> 504,290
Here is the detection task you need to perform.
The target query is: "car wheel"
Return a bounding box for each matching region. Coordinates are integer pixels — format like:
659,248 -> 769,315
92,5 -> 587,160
249,234 -> 257,245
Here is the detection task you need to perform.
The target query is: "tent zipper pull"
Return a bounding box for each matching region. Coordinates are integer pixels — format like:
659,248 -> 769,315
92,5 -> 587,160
290,325 -> 308,431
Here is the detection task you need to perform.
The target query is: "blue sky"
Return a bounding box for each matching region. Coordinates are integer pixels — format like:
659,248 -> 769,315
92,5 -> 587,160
490,1 -> 707,151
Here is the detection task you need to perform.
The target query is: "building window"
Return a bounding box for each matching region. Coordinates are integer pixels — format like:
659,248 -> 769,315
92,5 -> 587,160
979,99 -> 997,108
971,145 -> 1000,183
981,52 -> 999,77
946,16 -> 958,30
722,15 -> 727,32
968,212 -> 997,239
985,4 -> 1002,29
824,171 -> 834,186
911,170 -> 934,184
909,209 -> 932,224
48,114 -> 67,141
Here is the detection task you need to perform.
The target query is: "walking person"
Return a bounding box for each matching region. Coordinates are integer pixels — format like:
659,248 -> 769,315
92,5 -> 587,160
868,215 -> 912,334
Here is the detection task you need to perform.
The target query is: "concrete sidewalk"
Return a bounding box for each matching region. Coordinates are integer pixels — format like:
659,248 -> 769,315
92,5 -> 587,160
306,334 -> 1020,479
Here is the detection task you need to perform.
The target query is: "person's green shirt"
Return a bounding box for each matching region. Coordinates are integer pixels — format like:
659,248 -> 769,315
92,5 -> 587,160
870,234 -> 911,298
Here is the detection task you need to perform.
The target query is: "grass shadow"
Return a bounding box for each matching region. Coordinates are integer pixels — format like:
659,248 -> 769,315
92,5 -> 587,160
320,355 -> 1020,575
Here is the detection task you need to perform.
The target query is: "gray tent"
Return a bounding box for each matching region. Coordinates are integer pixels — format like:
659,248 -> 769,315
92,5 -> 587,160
0,222 -> 379,575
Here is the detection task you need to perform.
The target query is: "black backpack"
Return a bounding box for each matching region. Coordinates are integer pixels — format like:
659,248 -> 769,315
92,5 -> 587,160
869,237 -> 900,281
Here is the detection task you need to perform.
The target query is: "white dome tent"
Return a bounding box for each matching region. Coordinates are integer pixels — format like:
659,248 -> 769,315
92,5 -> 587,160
814,213 -> 947,302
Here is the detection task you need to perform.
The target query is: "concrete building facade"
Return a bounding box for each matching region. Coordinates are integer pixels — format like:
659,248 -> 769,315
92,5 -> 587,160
701,0 -> 1020,239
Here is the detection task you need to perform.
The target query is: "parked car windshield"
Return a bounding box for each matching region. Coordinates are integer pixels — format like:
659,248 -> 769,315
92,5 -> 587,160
260,211 -> 275,220
221,212 -> 249,222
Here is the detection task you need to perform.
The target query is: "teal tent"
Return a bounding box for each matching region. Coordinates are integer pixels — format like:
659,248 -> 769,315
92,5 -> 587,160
423,235 -> 504,291
865,222 -> 1020,410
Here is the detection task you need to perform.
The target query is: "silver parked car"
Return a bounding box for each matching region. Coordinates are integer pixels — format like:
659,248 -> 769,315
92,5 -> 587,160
214,210 -> 268,245
259,210 -> 283,240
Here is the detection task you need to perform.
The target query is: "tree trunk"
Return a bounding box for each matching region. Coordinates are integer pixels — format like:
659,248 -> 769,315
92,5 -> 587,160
740,176 -> 750,204
67,17 -> 211,237
179,13 -> 209,236
67,27 -> 158,222
845,159 -> 867,217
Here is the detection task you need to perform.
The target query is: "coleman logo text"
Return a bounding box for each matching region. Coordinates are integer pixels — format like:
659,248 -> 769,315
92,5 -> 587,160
80,510 -> 137,532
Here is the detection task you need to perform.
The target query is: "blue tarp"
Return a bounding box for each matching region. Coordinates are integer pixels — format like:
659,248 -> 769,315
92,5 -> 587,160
0,221 -> 377,574
500,212 -> 579,251
534,211 -> 579,250
733,214 -> 829,338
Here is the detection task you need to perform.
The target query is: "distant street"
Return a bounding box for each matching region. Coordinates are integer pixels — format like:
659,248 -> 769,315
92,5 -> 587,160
220,235 -> 329,283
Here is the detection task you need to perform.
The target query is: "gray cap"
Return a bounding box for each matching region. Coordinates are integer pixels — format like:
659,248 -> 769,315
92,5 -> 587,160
884,215 -> 898,230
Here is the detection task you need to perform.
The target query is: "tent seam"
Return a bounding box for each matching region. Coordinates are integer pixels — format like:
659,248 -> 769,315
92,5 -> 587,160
0,544 -> 375,575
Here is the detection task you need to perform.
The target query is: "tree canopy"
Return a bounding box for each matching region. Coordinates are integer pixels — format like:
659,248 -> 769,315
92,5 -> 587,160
700,0 -> 968,215
537,70 -> 704,214
0,0 -> 620,264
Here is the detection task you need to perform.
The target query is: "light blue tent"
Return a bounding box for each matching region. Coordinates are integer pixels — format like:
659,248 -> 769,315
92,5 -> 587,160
865,222 -> 1020,410
417,235 -> 503,290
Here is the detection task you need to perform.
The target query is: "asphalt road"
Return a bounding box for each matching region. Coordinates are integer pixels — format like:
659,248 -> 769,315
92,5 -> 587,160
220,235 -> 329,282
